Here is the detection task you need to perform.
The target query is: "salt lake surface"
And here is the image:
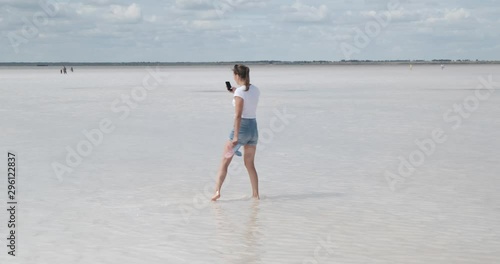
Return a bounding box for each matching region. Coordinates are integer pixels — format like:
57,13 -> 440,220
1,64 -> 499,263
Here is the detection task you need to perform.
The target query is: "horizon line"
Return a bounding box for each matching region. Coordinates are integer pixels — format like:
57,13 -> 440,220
1,59 -> 499,65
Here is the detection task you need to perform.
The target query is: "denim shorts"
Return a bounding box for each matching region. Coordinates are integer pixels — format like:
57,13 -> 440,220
229,118 -> 259,146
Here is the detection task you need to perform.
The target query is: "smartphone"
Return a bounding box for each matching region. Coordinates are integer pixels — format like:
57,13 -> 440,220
225,81 -> 232,92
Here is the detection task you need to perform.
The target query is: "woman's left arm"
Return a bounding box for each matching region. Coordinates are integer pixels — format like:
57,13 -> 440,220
232,96 -> 244,146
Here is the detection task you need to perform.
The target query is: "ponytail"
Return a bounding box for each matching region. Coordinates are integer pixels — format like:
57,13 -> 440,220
233,64 -> 251,91
244,67 -> 250,91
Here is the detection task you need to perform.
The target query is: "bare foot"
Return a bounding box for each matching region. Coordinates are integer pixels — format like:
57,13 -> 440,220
211,191 -> 221,201
253,194 -> 260,200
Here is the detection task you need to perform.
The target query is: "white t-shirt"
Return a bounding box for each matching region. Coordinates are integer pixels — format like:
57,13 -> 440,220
232,84 -> 260,119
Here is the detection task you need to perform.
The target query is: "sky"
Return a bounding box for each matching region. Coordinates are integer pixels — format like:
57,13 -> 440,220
0,0 -> 499,62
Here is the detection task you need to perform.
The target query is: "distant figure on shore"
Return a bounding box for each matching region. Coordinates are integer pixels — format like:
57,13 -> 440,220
441,64 -> 445,70
60,69 -> 62,74
71,67 -> 74,72
409,64 -> 413,71
63,66 -> 67,74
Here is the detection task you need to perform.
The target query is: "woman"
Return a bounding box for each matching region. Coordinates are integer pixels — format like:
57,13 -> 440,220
212,64 -> 261,201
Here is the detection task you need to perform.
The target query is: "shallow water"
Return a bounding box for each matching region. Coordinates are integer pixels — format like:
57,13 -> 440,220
1,64 -> 500,263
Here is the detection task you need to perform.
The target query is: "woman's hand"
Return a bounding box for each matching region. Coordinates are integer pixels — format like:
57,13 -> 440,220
231,138 -> 239,146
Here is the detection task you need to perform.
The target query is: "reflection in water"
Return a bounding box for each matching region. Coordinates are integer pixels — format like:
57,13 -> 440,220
211,201 -> 261,264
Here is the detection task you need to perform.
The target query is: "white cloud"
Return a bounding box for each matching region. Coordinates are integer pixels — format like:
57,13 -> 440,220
282,1 -> 329,23
359,7 -> 409,22
388,9 -> 405,20
75,4 -> 99,16
175,0 -> 213,10
71,2 -> 143,24
425,8 -> 471,24
106,3 -> 142,23
444,8 -> 470,22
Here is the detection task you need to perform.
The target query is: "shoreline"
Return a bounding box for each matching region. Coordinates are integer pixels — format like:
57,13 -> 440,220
1,60 -> 500,67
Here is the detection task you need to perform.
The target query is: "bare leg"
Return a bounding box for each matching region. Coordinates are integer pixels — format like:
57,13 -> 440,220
212,142 -> 234,201
244,145 -> 259,199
